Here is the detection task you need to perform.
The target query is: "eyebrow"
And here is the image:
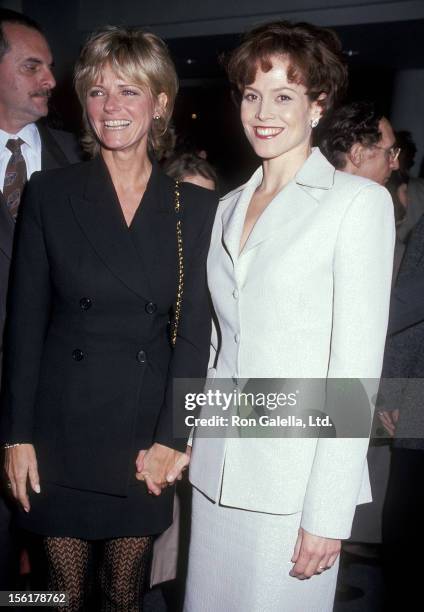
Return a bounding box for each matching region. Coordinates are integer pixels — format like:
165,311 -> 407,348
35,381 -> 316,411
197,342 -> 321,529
90,83 -> 141,88
244,85 -> 298,94
22,57 -> 54,68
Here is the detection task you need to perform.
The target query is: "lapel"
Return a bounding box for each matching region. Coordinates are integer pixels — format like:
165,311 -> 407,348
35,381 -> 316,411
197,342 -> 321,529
222,148 -> 335,262
69,156 -> 155,301
37,122 -> 70,170
0,123 -> 72,260
221,169 -> 261,265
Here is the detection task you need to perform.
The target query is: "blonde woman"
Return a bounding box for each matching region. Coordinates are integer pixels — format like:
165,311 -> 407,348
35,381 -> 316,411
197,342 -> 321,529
1,26 -> 217,609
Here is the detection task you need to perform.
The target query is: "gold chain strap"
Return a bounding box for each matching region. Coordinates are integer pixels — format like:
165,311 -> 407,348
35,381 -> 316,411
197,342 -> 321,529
171,180 -> 184,346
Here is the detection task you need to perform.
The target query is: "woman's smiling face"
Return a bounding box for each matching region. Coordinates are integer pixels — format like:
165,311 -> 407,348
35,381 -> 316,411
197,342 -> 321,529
240,55 -> 322,162
86,63 -> 165,153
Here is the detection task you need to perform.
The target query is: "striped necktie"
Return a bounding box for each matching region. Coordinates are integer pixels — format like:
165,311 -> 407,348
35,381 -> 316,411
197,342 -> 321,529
3,138 -> 27,220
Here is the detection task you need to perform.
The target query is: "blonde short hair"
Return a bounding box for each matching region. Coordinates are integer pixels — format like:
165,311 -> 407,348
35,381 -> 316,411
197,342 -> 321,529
74,26 -> 178,157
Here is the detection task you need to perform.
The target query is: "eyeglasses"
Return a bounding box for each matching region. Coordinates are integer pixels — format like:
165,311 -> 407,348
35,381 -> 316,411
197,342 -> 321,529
373,144 -> 401,161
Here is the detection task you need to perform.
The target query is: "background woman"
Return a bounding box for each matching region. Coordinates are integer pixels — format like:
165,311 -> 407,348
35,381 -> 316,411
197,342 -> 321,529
163,152 -> 218,191
1,26 -> 217,610
185,21 -> 395,611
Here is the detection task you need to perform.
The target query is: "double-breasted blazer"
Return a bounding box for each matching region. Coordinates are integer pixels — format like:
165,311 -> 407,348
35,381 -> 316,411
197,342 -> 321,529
190,148 -> 395,539
0,156 -> 217,496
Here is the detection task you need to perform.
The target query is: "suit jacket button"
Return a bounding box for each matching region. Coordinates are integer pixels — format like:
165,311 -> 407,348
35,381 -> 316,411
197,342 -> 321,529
136,350 -> 146,364
72,349 -> 85,361
145,301 -> 157,314
80,297 -> 92,310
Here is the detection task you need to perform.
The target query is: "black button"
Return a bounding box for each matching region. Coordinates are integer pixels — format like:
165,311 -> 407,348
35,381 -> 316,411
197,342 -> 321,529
145,301 -> 157,314
72,349 -> 85,361
136,350 -> 146,364
80,297 -> 92,310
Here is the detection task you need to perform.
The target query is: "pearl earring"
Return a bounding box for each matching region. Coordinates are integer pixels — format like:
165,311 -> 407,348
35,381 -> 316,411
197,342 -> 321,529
311,118 -> 319,128
154,114 -> 161,120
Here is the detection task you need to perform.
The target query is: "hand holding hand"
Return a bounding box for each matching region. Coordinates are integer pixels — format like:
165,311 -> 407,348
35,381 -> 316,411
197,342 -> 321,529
166,445 -> 191,484
4,444 -> 40,512
135,443 -> 190,496
378,409 -> 399,437
290,527 -> 341,579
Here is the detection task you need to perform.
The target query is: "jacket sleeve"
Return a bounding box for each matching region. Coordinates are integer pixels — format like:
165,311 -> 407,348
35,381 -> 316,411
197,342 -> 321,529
154,192 -> 217,451
0,174 -> 51,445
300,183 -> 395,539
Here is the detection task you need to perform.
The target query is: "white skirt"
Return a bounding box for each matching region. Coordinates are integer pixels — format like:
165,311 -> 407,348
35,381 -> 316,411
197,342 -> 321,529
184,488 -> 339,612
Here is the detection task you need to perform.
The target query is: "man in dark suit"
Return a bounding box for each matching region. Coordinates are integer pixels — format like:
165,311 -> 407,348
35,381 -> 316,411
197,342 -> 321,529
377,213 -> 424,610
319,101 -> 401,603
322,102 -> 424,607
0,8 -> 81,588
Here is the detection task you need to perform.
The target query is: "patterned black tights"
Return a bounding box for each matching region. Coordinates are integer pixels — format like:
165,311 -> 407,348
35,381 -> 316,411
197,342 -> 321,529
44,536 -> 153,611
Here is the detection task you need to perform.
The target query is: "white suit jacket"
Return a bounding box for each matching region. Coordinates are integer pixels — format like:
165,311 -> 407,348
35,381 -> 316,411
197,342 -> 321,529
189,148 -> 395,539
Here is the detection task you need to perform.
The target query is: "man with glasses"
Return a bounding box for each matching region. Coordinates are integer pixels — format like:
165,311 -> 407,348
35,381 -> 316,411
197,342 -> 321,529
319,100 -> 401,604
319,101 -> 399,186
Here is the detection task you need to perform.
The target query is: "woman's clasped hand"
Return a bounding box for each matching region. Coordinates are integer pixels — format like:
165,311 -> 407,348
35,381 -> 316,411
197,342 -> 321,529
135,444 -> 191,495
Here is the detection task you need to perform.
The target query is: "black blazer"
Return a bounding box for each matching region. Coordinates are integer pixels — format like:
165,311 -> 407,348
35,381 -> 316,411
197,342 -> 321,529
0,156 -> 217,495
0,124 -> 81,387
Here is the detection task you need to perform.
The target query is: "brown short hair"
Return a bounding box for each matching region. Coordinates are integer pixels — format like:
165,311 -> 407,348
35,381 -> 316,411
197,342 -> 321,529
226,20 -> 347,114
163,152 -> 218,185
74,26 -> 178,157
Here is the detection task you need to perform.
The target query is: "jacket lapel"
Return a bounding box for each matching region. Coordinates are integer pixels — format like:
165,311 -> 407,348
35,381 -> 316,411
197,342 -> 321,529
69,156 -> 151,300
221,168 -> 262,264
240,180 -> 316,255
223,148 -> 335,258
0,123 -> 74,261
38,122 -> 70,170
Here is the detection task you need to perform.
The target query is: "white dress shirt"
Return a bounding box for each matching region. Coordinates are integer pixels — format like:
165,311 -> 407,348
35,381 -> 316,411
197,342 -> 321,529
0,123 -> 42,192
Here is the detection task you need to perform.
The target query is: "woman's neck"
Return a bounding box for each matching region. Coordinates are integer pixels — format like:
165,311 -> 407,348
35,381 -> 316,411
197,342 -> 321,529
101,145 -> 152,191
259,142 -> 312,195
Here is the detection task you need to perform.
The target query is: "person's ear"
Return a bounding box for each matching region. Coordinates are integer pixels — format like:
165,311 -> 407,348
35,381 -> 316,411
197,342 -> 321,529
154,92 -> 168,119
348,142 -> 364,168
311,93 -> 327,123
315,93 -> 327,120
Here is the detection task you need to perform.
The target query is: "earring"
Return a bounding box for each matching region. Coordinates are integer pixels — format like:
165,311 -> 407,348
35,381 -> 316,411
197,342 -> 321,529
311,118 -> 319,128
154,114 -> 161,120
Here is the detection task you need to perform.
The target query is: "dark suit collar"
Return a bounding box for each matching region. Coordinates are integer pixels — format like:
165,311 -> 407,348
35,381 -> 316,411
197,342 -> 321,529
82,154 -> 173,214
70,155 -> 167,301
37,121 -> 70,170
0,122 -> 73,258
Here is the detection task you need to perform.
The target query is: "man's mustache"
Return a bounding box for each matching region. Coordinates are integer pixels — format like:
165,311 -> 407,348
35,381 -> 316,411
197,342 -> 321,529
30,89 -> 52,99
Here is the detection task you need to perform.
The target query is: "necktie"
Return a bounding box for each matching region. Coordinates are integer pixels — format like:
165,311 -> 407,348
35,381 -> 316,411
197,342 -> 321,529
3,138 -> 27,220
